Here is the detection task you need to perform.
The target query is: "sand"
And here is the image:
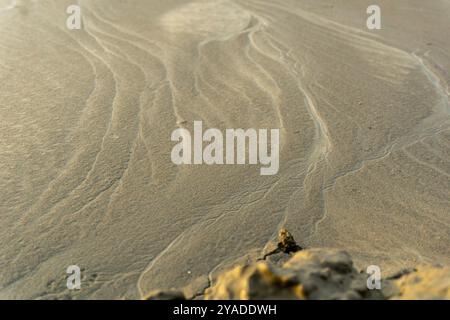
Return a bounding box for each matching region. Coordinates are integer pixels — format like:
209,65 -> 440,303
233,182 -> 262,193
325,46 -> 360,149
0,0 -> 448,299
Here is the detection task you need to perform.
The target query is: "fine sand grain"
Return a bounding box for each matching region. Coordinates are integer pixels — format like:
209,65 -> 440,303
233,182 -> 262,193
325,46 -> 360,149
0,0 -> 449,299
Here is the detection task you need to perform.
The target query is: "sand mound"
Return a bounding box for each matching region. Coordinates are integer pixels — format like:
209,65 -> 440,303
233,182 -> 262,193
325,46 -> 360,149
145,247 -> 450,300
1,0 -> 449,299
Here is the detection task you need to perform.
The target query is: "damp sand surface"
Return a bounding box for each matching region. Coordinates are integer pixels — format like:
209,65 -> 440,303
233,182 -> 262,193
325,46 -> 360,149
0,0 -> 449,299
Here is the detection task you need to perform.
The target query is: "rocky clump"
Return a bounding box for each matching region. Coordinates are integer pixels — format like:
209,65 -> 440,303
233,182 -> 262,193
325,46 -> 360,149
384,266 -> 450,300
277,228 -> 302,254
205,248 -> 382,300
144,230 -> 450,300
204,248 -> 450,300
261,228 -> 303,266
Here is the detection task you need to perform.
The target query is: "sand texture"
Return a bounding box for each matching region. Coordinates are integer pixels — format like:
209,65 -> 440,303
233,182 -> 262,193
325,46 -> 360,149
0,0 -> 449,299
204,248 -> 450,300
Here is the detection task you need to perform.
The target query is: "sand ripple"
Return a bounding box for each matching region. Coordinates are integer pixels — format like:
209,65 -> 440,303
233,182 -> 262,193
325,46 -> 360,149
0,0 -> 448,299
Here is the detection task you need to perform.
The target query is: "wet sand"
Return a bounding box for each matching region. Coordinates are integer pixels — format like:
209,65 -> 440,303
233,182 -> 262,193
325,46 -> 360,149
0,0 -> 449,299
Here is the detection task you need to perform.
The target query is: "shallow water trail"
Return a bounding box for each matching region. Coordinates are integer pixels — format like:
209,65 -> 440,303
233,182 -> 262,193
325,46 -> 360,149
1,0 -> 450,299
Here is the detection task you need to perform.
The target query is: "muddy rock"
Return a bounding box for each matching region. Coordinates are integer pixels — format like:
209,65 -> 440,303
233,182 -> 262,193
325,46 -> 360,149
277,228 -> 302,254
204,248 -> 450,300
385,266 -> 450,300
205,248 -> 382,300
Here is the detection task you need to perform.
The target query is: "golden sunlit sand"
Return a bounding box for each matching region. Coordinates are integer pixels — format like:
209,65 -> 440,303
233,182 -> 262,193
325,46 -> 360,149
0,0 -> 448,299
